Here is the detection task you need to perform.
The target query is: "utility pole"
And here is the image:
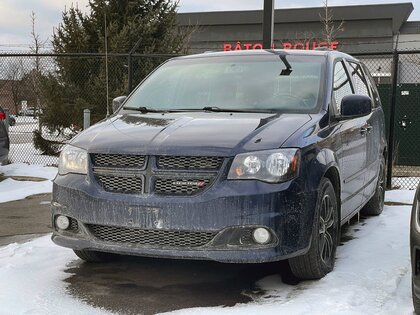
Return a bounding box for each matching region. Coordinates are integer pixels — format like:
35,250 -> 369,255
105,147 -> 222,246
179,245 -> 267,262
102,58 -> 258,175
263,0 -> 275,49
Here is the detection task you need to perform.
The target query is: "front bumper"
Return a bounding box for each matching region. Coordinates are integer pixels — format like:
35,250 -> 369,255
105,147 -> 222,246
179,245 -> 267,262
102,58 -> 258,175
52,174 -> 317,263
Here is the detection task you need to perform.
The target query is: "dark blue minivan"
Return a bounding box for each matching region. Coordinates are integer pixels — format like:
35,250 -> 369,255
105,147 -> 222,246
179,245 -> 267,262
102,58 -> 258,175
52,50 -> 386,280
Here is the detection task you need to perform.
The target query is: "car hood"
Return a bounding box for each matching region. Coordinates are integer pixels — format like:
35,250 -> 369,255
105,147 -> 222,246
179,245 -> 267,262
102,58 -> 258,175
71,112 -> 312,156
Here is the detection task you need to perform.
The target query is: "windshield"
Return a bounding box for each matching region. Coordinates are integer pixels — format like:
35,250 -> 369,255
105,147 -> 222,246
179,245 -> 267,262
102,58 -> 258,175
122,54 -> 326,113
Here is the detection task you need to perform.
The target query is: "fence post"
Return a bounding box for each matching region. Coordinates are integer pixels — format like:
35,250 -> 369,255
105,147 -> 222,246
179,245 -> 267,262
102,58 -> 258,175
127,53 -> 133,95
83,109 -> 91,130
4,109 -> 9,133
386,51 -> 399,189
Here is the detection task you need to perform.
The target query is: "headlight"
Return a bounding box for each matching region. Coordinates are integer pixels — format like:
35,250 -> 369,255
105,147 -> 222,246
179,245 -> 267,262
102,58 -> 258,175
228,149 -> 300,183
58,145 -> 88,175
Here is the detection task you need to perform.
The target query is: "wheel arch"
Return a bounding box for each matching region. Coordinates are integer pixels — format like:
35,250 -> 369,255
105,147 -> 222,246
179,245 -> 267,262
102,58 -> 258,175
323,166 -> 342,222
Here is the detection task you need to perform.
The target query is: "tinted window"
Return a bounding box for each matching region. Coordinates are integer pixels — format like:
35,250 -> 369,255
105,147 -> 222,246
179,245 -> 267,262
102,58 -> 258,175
362,64 -> 381,108
348,62 -> 370,97
333,61 -> 353,113
123,55 -> 326,113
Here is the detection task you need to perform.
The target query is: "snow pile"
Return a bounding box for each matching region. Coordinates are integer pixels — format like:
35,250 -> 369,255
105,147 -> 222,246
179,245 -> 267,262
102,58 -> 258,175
0,163 -> 57,203
0,236 -> 113,315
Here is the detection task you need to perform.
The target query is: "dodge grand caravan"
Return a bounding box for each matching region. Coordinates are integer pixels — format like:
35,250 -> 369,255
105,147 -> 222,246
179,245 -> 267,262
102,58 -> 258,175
52,50 -> 386,280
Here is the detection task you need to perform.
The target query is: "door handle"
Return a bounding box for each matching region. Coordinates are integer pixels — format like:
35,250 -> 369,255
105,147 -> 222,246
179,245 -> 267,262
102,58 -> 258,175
361,124 -> 372,135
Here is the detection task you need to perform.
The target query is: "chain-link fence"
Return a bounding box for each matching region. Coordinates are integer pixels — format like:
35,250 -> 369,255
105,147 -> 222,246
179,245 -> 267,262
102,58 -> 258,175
0,53 -> 176,166
355,50 -> 420,189
0,50 -> 419,189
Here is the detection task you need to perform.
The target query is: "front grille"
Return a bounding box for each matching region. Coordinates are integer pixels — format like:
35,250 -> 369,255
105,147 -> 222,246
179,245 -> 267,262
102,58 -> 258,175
88,224 -> 216,248
154,177 -> 212,195
95,174 -> 143,193
91,154 -> 223,196
158,156 -> 223,170
92,154 -> 146,169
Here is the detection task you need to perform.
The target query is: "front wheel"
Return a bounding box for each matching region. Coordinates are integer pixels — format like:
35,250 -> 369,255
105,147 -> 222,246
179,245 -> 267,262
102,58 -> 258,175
289,178 -> 339,280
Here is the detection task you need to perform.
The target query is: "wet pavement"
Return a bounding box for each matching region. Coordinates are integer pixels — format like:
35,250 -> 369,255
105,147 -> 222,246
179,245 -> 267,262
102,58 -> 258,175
64,257 -> 293,315
0,193 -> 51,237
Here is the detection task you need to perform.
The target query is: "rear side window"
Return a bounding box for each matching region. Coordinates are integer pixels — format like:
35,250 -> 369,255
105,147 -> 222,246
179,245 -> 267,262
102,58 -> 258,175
348,62 -> 370,97
362,64 -> 381,108
333,61 -> 353,113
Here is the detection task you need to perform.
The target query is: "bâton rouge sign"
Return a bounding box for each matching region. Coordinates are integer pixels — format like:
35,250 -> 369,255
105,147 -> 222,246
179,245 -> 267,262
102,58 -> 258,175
223,41 -> 339,51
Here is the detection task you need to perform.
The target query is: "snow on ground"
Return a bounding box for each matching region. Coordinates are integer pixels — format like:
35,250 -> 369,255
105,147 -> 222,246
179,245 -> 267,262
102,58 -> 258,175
385,190 -> 416,205
0,190 -> 416,315
0,236 -> 114,315
171,198 -> 415,315
0,164 -> 57,203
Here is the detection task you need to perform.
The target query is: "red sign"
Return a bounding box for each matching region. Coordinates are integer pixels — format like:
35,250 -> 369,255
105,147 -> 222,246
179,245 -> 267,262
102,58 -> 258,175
223,41 -> 339,51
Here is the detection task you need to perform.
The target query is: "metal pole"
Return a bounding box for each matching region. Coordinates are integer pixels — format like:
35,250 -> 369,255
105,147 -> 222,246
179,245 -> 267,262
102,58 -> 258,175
127,38 -> 142,95
83,109 -> 91,130
104,10 -> 110,117
263,0 -> 275,49
127,54 -> 132,95
386,51 -> 399,189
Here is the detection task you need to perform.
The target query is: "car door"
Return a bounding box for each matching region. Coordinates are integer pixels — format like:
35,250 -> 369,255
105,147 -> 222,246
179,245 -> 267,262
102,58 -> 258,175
361,63 -> 385,200
332,60 -> 367,219
347,61 -> 378,204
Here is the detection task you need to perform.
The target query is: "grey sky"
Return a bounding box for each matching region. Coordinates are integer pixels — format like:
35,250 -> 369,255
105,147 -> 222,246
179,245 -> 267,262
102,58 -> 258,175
0,0 -> 418,51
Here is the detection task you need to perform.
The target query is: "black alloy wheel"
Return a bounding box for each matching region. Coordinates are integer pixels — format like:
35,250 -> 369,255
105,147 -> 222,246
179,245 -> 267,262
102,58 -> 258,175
289,178 -> 339,280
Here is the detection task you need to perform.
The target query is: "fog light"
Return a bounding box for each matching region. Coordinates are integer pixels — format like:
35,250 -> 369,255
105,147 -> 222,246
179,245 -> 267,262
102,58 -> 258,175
252,227 -> 271,244
56,215 -> 70,230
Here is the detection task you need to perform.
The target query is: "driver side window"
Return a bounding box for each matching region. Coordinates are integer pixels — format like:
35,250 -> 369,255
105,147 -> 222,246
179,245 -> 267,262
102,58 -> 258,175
333,61 -> 353,113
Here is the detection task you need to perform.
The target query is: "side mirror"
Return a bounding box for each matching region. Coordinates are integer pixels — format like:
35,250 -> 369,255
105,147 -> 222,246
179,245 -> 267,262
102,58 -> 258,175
340,95 -> 372,119
112,96 -> 127,113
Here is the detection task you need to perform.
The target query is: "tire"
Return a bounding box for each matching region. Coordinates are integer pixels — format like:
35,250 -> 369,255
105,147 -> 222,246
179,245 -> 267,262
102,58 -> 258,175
413,280 -> 420,314
73,249 -> 116,262
361,157 -> 385,216
289,178 -> 339,280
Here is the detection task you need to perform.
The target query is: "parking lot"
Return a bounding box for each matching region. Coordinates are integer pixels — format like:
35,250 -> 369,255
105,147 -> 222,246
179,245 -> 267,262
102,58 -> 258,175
0,164 -> 416,315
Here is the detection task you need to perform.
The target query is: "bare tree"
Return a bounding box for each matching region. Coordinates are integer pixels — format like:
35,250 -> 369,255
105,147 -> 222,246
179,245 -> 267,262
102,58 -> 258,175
320,0 -> 344,45
29,11 -> 47,130
29,11 -> 48,125
8,61 -> 24,115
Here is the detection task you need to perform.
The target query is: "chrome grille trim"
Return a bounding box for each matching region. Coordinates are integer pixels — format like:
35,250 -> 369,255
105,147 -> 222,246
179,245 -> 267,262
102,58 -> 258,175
88,224 -> 216,248
157,156 -> 224,170
91,153 -> 146,169
154,177 -> 213,195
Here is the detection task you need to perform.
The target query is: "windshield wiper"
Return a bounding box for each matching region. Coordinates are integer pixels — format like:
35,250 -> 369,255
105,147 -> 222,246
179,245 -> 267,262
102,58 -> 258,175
201,106 -> 275,113
266,50 -> 293,76
122,106 -> 168,113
